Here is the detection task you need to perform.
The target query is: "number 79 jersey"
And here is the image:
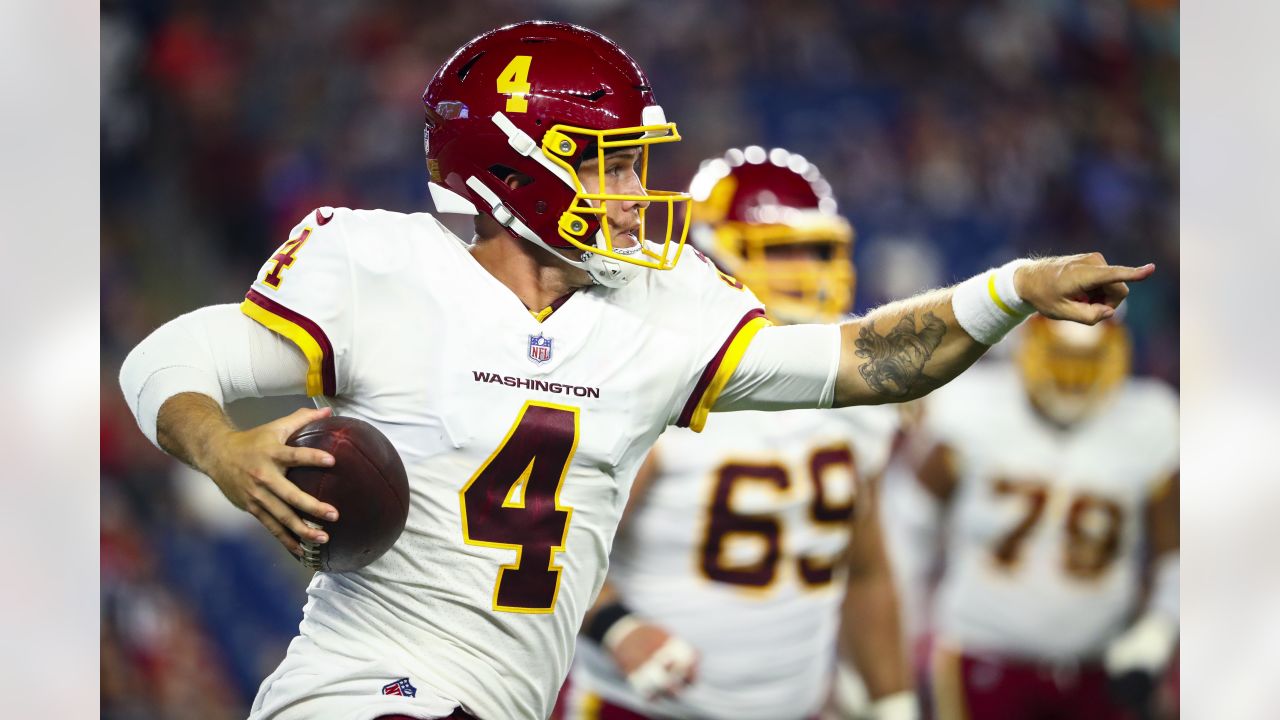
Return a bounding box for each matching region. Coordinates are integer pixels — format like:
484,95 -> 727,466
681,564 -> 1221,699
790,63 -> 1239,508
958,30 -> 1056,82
924,363 -> 1178,661
240,208 -> 767,720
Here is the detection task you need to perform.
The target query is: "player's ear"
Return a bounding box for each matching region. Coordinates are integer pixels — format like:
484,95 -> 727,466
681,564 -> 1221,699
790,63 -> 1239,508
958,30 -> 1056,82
490,165 -> 534,191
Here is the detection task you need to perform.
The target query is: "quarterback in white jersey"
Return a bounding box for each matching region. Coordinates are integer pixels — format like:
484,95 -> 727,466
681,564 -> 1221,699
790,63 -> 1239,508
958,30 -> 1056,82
242,204 -> 767,720
563,149 -> 916,720
912,316 -> 1179,720
117,20 -> 1154,720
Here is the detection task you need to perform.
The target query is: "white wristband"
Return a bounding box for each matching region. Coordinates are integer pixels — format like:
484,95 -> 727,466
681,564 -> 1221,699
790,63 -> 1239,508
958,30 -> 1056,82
951,259 -> 1034,345
602,614 -> 644,652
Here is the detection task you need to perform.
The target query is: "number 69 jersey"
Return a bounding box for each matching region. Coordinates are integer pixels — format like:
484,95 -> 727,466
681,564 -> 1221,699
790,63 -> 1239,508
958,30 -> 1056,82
570,405 -> 899,720
241,208 -> 767,720
924,363 -> 1178,661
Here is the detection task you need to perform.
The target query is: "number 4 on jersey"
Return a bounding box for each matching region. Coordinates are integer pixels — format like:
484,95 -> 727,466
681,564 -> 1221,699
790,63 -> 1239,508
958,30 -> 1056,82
460,401 -> 578,613
263,227 -> 312,289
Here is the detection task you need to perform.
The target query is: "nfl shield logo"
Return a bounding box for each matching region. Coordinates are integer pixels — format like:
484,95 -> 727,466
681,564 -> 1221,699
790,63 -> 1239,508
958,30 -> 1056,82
528,333 -> 553,365
382,677 -> 417,697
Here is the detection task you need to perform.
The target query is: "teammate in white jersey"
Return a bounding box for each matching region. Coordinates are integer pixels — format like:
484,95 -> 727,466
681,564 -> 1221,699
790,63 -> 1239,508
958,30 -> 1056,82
117,20 -> 1154,720
910,316 -> 1179,719
561,148 -> 917,720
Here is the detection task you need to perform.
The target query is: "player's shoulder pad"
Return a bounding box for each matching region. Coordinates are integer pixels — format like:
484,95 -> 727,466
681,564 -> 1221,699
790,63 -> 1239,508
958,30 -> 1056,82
656,245 -> 763,306
302,207 -> 460,277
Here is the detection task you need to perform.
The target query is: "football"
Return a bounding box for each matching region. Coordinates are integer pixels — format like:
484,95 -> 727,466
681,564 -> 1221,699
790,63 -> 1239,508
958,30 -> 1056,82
285,415 -> 410,572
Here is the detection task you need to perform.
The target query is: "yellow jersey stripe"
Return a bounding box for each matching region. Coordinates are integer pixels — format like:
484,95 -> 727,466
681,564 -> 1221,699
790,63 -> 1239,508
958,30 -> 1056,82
240,298 -> 328,396
689,315 -> 771,432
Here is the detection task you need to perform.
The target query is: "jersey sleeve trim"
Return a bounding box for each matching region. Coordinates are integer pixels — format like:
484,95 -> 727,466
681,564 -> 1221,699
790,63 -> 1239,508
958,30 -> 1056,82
675,308 -> 770,432
240,289 -> 336,396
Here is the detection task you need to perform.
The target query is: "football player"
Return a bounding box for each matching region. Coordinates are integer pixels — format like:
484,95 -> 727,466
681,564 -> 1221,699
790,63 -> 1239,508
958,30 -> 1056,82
118,21 -> 1152,720
559,147 -> 917,720
910,316 -> 1179,719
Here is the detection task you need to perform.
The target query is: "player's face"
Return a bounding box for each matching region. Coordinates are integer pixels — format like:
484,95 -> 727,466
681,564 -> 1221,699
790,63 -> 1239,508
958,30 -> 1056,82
760,241 -> 828,298
736,236 -> 852,324
579,147 -> 649,249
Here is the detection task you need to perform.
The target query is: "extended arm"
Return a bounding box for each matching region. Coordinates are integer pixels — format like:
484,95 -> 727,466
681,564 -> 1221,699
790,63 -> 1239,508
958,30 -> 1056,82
119,304 -> 339,555
833,254 -> 1154,406
714,254 -> 1153,416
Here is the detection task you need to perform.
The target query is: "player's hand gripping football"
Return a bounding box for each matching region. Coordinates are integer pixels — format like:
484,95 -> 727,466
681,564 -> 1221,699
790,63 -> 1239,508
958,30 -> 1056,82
200,406 -> 340,557
608,620 -> 699,701
1015,253 -> 1156,325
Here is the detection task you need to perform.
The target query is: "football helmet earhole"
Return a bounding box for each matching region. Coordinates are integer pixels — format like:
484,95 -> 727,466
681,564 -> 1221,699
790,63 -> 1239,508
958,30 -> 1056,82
488,165 -> 534,190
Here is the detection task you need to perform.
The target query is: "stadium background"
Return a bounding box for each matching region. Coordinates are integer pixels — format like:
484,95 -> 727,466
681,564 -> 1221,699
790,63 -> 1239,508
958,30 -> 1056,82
100,1 -> 1179,716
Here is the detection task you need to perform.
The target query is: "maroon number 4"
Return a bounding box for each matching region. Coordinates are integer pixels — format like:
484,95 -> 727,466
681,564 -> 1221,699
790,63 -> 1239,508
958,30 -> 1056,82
460,401 -> 579,613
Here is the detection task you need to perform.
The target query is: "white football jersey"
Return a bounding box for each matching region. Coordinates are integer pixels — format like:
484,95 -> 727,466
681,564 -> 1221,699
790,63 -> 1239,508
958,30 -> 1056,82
925,362 -> 1178,661
568,405 -> 899,720
241,207 -> 767,720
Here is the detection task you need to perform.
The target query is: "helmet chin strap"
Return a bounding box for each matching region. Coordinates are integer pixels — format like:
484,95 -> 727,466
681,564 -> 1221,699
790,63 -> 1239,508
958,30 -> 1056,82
461,175 -> 639,289
579,233 -> 643,288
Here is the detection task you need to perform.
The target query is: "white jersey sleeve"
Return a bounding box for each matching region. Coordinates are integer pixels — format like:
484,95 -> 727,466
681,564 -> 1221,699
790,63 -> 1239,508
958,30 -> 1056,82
241,207 -> 356,397
117,304 -> 311,445
711,322 -> 841,413
665,249 -> 768,432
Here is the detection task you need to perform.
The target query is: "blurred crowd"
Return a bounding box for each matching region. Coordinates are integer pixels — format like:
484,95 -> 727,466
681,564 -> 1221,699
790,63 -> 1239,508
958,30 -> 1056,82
100,0 -> 1179,716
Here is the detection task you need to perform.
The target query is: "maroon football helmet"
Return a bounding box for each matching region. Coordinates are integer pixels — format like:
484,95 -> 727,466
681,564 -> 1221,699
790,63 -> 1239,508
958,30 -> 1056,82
688,147 -> 855,322
423,21 -> 690,287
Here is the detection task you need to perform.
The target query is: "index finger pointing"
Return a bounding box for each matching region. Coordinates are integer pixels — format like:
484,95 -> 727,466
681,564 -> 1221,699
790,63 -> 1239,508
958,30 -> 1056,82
1083,262 -> 1155,287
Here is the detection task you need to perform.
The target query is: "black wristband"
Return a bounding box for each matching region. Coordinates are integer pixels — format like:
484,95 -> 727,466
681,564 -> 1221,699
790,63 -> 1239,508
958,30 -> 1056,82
584,601 -> 633,645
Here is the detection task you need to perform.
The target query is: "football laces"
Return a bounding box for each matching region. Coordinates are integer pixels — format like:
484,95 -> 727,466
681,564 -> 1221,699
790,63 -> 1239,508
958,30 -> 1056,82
299,518 -> 324,571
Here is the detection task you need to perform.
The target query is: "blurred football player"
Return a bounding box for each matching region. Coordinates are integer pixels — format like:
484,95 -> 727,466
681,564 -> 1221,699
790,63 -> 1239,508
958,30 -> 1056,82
560,147 -> 918,720
118,20 -> 1152,720
909,316 -> 1178,720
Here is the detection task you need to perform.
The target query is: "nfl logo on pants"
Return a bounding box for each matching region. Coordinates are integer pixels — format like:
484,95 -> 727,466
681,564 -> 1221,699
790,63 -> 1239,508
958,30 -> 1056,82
528,333 -> 553,365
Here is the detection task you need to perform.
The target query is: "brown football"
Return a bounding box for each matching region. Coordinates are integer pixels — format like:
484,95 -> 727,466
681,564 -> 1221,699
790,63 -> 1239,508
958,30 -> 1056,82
285,416 -> 409,572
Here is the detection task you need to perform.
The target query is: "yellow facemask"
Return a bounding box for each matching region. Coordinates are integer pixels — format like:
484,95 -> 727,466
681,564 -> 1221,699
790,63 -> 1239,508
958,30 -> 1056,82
541,121 -> 691,271
1017,316 -> 1132,426
710,218 -> 855,324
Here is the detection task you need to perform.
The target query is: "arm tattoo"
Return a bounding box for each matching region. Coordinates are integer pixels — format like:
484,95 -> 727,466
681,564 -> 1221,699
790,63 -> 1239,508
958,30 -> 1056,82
854,312 -> 947,398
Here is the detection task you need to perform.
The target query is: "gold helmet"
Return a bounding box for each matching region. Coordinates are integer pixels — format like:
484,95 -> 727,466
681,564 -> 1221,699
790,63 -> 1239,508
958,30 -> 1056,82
688,146 -> 854,323
1016,315 -> 1132,426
